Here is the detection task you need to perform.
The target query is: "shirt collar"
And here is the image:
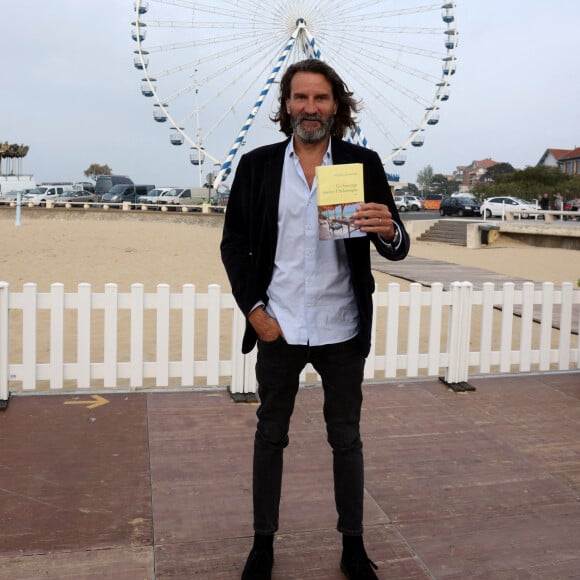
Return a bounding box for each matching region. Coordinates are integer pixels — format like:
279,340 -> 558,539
287,136 -> 333,164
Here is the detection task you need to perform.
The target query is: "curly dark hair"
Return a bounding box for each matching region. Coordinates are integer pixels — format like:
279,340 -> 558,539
272,59 -> 360,138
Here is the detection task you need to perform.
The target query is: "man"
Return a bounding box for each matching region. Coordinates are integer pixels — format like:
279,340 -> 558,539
221,59 -> 410,580
554,192 -> 563,219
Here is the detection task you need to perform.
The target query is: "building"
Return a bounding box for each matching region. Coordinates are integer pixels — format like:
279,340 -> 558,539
536,148 -> 574,168
558,148 -> 580,176
453,158 -> 501,188
0,175 -> 36,195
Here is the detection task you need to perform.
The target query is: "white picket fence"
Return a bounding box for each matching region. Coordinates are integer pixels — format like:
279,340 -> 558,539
1,280 -> 579,402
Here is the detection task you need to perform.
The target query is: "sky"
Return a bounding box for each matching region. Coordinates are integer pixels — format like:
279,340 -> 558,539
1,0 -> 579,188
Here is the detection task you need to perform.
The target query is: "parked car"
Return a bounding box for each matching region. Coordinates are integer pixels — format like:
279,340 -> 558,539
439,196 -> 481,217
23,185 -> 73,206
563,198 -> 580,220
480,196 -> 537,219
54,190 -> 95,205
1,189 -> 32,201
137,187 -> 172,207
73,181 -> 95,194
95,175 -> 133,201
211,190 -> 230,212
423,193 -> 444,210
101,184 -> 155,205
403,195 -> 423,211
393,195 -> 409,212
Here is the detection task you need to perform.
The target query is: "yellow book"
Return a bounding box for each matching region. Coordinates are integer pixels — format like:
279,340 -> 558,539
316,163 -> 366,240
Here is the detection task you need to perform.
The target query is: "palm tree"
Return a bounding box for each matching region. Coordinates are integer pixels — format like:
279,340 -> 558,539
0,143 -> 29,175
16,144 -> 29,175
7,144 -> 19,175
0,142 -> 9,176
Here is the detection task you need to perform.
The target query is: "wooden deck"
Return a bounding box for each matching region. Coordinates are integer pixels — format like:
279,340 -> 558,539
1,372 -> 579,578
372,254 -> 580,332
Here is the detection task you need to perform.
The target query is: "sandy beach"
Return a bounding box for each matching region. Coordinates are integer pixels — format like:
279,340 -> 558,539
0,212 -> 577,292
1,210 -> 576,389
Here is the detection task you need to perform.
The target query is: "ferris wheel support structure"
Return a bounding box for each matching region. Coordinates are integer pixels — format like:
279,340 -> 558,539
214,24 -> 301,190
214,20 -> 373,190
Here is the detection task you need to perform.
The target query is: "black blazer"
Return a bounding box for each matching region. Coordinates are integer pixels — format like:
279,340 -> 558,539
221,137 -> 410,356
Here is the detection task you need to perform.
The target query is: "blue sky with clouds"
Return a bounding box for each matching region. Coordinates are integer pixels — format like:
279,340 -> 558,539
1,1 -> 578,187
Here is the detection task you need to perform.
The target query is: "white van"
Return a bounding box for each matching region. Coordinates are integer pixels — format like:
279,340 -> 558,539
156,187 -> 208,209
137,187 -> 172,206
23,184 -> 73,206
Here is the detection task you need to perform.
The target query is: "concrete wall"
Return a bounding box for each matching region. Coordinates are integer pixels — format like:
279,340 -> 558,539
402,218 -> 437,241
467,221 -> 580,250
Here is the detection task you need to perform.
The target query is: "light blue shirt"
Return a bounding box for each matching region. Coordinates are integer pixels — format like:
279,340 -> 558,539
265,139 -> 359,346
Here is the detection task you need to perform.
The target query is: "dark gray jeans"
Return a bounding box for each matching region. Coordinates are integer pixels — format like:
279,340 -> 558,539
253,336 -> 365,536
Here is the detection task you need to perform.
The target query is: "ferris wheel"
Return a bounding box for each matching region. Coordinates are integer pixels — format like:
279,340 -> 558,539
131,1 -> 458,189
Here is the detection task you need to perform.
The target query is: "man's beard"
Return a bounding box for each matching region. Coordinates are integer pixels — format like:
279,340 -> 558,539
291,113 -> 334,143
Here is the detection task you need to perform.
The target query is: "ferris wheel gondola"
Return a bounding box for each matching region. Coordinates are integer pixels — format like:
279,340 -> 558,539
131,1 -> 458,188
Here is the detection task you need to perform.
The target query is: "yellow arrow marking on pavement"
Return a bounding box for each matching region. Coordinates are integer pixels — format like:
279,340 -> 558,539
64,394 -> 109,410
